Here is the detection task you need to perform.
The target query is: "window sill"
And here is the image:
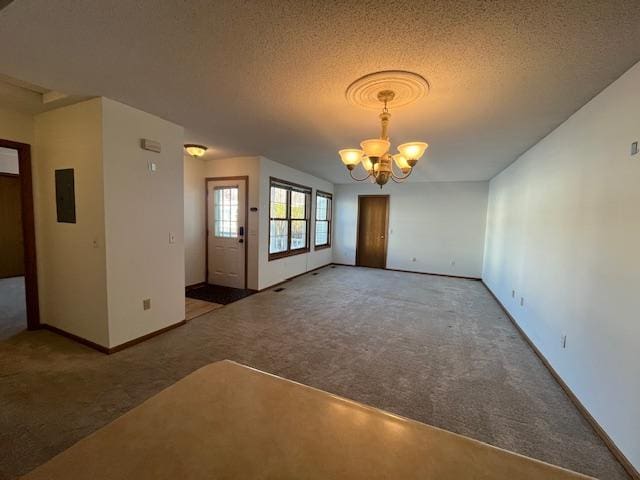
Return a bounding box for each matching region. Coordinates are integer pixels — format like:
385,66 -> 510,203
314,244 -> 331,251
268,247 -> 310,261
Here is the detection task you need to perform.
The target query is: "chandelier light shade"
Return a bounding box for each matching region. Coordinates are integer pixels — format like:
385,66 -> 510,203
392,153 -> 411,174
360,139 -> 390,159
338,149 -> 363,170
184,144 -> 208,158
338,71 -> 430,188
397,142 -> 429,165
361,155 -> 373,172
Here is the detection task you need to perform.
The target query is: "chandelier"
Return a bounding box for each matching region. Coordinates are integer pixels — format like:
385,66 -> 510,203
338,71 -> 430,188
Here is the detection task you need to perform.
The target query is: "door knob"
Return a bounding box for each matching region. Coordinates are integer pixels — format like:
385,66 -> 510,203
239,239 -> 244,243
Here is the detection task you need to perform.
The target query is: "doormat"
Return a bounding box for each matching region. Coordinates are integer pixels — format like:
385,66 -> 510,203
186,284 -> 257,305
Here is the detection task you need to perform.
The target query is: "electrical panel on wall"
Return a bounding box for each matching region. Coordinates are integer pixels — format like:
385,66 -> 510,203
55,168 -> 76,223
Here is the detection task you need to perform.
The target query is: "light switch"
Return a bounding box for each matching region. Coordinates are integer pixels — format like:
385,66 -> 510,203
169,232 -> 176,244
631,141 -> 638,156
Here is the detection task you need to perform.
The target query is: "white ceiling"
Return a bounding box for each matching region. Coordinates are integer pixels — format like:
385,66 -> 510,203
1,0 -> 639,183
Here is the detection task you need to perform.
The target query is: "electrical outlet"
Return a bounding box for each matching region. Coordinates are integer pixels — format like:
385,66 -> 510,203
512,290 -> 515,298
561,334 -> 567,349
520,297 -> 524,306
411,257 -> 416,262
143,299 -> 151,310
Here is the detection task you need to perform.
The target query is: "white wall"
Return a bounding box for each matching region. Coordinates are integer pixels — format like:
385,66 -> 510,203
102,98 -> 185,348
483,62 -> 640,470
258,157 -> 334,290
185,155 -> 333,290
334,181 -> 488,278
31,97 -> 186,349
33,98 -> 110,346
184,154 -> 205,286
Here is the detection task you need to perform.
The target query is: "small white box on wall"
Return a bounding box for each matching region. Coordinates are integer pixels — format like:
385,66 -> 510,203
140,138 -> 161,153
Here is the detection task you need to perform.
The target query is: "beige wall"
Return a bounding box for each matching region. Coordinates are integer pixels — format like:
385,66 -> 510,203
0,105 -> 33,144
102,98 -> 185,347
33,98 -> 110,346
483,61 -> 640,469
184,154 -> 205,286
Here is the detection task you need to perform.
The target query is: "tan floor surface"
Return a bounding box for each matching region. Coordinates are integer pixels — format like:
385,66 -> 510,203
185,297 -> 222,321
21,360 -> 593,480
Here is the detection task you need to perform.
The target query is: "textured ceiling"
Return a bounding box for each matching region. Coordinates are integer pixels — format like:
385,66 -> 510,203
1,0 -> 639,183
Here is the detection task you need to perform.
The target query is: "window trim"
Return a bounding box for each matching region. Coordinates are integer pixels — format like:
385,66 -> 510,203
314,190 -> 333,250
268,177 -> 312,261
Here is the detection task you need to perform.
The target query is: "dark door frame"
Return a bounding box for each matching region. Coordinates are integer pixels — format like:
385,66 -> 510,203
204,176 -> 249,289
355,194 -> 390,269
0,138 -> 39,329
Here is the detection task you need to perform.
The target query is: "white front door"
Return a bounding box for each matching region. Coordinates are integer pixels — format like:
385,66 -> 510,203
207,179 -> 246,289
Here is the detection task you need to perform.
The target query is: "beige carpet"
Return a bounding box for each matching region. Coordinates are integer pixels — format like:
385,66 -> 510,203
0,266 -> 630,479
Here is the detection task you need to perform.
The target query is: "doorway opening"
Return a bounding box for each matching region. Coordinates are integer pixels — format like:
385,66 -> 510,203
0,139 -> 38,339
356,195 -> 389,269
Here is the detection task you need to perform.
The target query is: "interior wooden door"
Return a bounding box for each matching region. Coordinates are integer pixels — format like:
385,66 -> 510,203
0,173 -> 24,278
356,195 -> 389,269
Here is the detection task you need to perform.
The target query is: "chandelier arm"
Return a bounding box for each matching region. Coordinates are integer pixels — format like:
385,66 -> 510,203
390,159 -> 413,179
349,169 -> 373,182
390,166 -> 413,182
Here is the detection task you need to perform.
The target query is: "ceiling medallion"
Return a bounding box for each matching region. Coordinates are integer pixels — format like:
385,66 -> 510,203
345,70 -> 429,111
339,71 -> 429,188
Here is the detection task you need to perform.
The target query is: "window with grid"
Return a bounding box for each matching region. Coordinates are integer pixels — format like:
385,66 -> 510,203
314,191 -> 332,249
214,186 -> 239,238
269,178 -> 311,259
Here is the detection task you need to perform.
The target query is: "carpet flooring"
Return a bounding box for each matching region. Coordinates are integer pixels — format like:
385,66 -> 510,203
186,283 -> 256,305
0,266 -> 629,479
0,276 -> 26,342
